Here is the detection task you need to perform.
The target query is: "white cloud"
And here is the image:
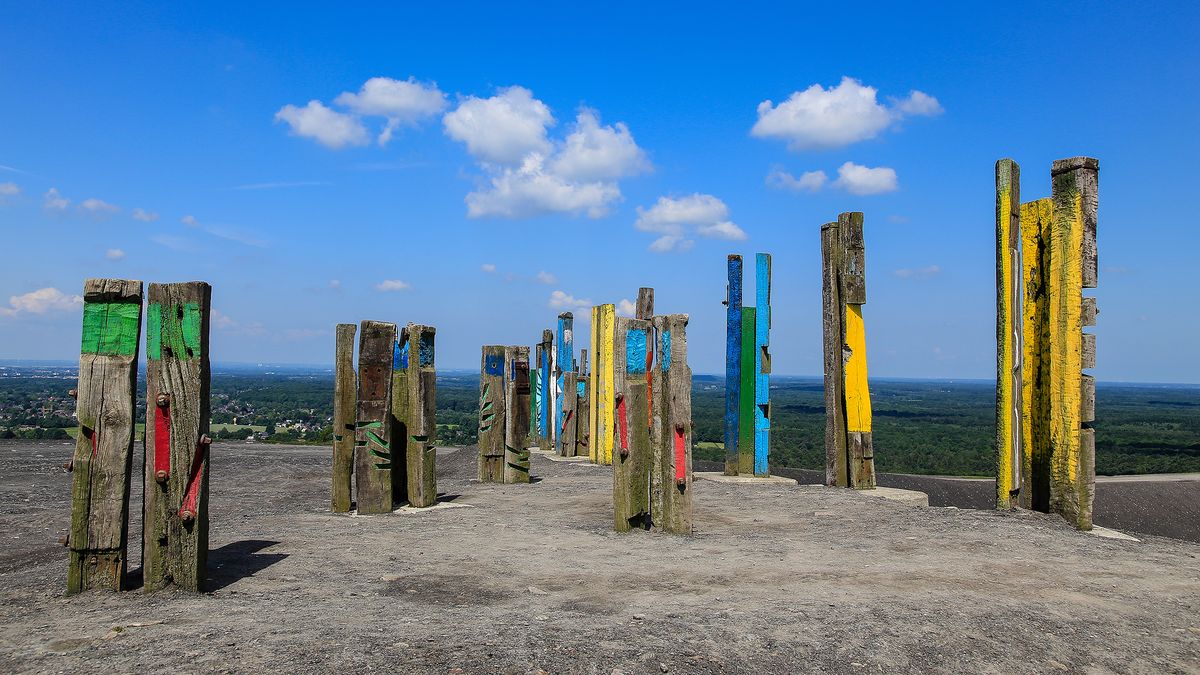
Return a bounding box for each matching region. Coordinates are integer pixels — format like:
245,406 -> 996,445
893,265 -> 941,280
0,182 -> 19,199
465,153 -> 620,219
151,234 -> 195,251
751,77 -> 942,150
105,248 -> 125,260
80,198 -> 120,214
548,290 -> 592,310
181,214 -> 198,227
329,279 -> 342,289
481,263 -> 496,273
132,208 -> 159,222
549,109 -> 650,181
335,77 -> 447,145
443,86 -> 554,164
536,271 -> 557,285
375,279 -> 411,292
0,287 -> 83,317
766,167 -> 827,192
212,308 -> 237,330
634,193 -> 745,252
616,299 -> 636,317
833,161 -> 898,195
43,187 -> 69,212
275,100 -> 369,149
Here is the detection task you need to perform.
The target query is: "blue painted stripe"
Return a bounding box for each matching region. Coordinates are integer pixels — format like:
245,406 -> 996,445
576,380 -> 586,397
418,334 -> 434,367
484,353 -> 504,376
661,330 -> 671,372
754,252 -> 772,476
626,328 -> 647,374
725,255 -> 743,468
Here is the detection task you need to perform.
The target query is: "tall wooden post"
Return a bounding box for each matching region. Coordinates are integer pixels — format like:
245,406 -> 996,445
822,214 -> 876,489
504,346 -> 532,482
143,281 -> 212,592
651,313 -> 692,534
996,160 -> 1023,509
754,254 -> 772,477
613,317 -> 652,532
577,348 -> 591,459
399,324 -> 437,507
636,288 -> 655,428
555,313 -> 574,456
353,321 -> 396,515
332,323 -> 356,513
1021,197 -> 1054,512
738,307 -> 755,474
588,308 -> 599,463
478,345 -> 506,482
562,371 -> 578,458
590,304 -> 616,465
538,329 -> 553,451
723,255 -> 743,475
1049,157 -> 1099,530
67,279 -> 142,594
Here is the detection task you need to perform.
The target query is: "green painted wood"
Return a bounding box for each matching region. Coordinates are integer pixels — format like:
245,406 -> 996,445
738,307 -> 755,475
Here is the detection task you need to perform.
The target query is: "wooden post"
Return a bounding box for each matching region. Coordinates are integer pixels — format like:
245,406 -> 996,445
332,323 -> 356,513
724,255 -> 742,475
353,321 -> 396,515
478,345 -> 506,482
67,279 -> 142,594
738,306 -> 755,474
593,304 -> 616,465
504,346 -> 532,482
562,371 -> 578,458
754,253 -> 772,477
143,281 -> 211,592
539,329 -> 553,452
636,288 -> 654,429
588,308 -> 599,463
996,159 -> 1023,509
401,324 -> 437,507
1049,157 -> 1099,530
613,317 -> 652,532
577,348 -> 591,459
651,313 -> 692,534
1020,198 -> 1053,512
822,215 -> 875,489
555,313 -> 574,456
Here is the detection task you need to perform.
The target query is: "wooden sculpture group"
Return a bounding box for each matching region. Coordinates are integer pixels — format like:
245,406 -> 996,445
62,156 -> 1099,596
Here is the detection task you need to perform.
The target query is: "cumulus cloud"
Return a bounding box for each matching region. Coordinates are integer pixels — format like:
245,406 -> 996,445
329,279 -> 342,290
0,287 -> 83,317
105,248 -> 126,260
181,214 -> 198,227
548,290 -> 592,310
634,193 -> 745,252
751,77 -> 942,150
334,77 -> 447,145
444,86 -> 554,164
833,161 -> 898,195
464,152 -> 620,219
375,279 -> 411,292
0,182 -> 19,201
893,265 -> 941,280
481,263 -> 497,273
549,109 -> 650,181
80,198 -> 119,214
536,271 -> 557,285
132,208 -> 159,222
275,100 -> 369,149
766,167 -> 827,192
43,187 -> 69,212
616,299 -> 636,317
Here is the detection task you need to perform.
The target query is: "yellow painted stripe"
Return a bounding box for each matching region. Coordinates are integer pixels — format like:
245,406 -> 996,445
1050,193 -> 1084,485
843,304 -> 872,433
599,303 -> 616,465
1021,198 -> 1053,501
996,184 -> 1017,498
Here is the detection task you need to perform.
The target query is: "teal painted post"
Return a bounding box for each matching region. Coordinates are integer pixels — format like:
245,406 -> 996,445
555,313 -> 573,455
754,253 -> 772,476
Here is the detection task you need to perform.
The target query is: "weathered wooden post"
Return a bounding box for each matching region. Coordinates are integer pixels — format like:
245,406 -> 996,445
1020,196 -> 1054,512
555,313 -> 574,456
821,214 -> 876,489
67,279 -> 142,594
143,281 -> 212,592
396,324 -> 437,507
577,348 -> 591,459
537,328 -> 554,452
504,346 -> 532,482
613,317 -> 652,532
478,345 -> 506,481
995,160 -> 1023,509
353,321 -> 396,515
651,313 -> 692,534
1049,157 -> 1099,530
723,255 -> 742,475
754,253 -> 772,477
332,323 -> 356,513
738,306 -> 755,474
589,304 -> 616,465
562,370 -> 578,458
636,288 -> 654,428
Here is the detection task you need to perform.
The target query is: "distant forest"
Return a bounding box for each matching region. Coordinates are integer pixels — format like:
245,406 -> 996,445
2,369 -> 1197,476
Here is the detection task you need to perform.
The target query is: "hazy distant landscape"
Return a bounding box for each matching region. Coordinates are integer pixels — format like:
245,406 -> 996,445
2,361 -> 1197,476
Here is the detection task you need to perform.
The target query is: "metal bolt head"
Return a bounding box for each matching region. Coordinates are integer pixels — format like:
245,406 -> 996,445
199,434 -> 212,446
63,461 -> 73,472
156,392 -> 170,407
155,469 -> 168,483
68,388 -> 78,399
179,509 -> 195,524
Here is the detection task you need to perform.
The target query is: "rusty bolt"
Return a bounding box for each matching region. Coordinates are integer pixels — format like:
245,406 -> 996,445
59,534 -> 69,547
156,392 -> 170,408
63,461 -> 73,472
199,434 -> 212,446
179,509 -> 195,523
155,469 -> 168,483
68,388 -> 78,399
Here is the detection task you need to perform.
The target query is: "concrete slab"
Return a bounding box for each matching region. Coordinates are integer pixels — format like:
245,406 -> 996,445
1090,526 -> 1141,542
695,472 -> 798,486
857,486 -> 929,507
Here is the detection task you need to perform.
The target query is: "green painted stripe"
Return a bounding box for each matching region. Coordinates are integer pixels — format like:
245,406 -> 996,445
370,448 -> 391,459
357,420 -> 382,429
481,412 -> 495,422
505,463 -> 530,473
366,430 -> 389,451
479,424 -> 493,433
147,302 -> 203,360
410,435 -> 429,442
81,302 -> 140,356
146,303 -> 162,359
375,462 -> 391,469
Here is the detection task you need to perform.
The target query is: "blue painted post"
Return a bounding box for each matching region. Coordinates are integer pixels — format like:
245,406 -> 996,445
754,253 -> 772,476
724,255 -> 742,475
539,328 -> 553,450
555,313 -> 573,455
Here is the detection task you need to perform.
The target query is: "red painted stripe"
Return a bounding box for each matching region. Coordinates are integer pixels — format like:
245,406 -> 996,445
179,440 -> 206,520
616,394 -> 629,458
154,404 -> 171,476
559,409 -> 574,436
87,427 -> 98,458
673,425 -> 687,484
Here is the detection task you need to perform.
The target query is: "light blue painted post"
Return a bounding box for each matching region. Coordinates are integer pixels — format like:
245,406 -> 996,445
724,255 -> 742,475
555,313 -> 573,455
754,253 -> 772,476
539,328 -> 553,448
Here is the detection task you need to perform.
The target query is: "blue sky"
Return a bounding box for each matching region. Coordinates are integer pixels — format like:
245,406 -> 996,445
1,2 -> 1197,382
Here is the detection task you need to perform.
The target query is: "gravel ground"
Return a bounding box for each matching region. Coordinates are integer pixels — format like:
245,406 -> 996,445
1,439 -> 1198,674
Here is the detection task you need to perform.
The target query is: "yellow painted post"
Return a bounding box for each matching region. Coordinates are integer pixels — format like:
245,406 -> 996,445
1020,198 -> 1053,512
598,303 -> 616,465
995,159 -> 1023,509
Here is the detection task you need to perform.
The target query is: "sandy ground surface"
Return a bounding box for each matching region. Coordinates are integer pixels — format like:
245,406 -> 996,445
2,439 -> 1199,674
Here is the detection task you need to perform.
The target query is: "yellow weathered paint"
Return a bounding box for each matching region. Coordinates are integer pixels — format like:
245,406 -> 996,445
1049,192 -> 1084,502
598,303 -> 616,465
1020,198 -> 1053,509
996,182 -> 1016,502
588,306 -> 599,463
843,304 -> 872,433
